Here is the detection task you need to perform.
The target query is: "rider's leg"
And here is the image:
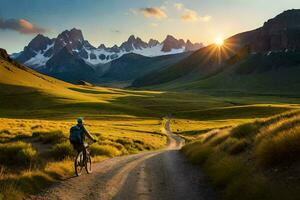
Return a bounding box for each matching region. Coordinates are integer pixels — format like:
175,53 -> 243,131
82,144 -> 87,164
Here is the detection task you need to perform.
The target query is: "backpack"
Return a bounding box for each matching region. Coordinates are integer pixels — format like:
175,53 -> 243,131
69,125 -> 83,144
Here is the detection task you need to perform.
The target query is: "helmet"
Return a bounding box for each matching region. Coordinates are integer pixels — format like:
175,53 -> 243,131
77,117 -> 84,124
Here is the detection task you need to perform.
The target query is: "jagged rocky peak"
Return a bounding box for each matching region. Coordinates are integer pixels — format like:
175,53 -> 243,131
164,35 -> 177,42
120,35 -> 148,52
13,27 -> 204,68
127,35 -> 136,42
98,44 -> 106,49
59,28 -> 84,43
148,39 -> 160,47
69,28 -> 84,41
186,39 -> 193,45
161,35 -> 204,52
14,34 -> 53,64
185,40 -> 204,51
178,39 -> 185,46
27,34 -> 53,51
54,28 -> 88,54
162,35 -> 185,52
135,37 -> 148,49
185,39 -> 195,51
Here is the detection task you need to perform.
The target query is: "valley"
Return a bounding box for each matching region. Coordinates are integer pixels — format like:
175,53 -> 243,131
1,44 -> 299,199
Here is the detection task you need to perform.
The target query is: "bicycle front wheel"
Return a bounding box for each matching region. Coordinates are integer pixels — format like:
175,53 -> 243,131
85,154 -> 92,174
75,152 -> 84,176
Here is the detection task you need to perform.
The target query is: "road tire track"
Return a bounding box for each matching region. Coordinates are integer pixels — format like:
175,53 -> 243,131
30,119 -> 216,200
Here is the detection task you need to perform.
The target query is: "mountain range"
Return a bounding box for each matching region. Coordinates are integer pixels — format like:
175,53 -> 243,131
7,9 -> 300,94
132,9 -> 300,95
13,29 -> 203,68
12,29 -> 202,85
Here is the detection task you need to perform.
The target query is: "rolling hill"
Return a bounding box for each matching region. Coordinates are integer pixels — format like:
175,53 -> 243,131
0,48 -> 105,117
1,47 -> 198,119
0,48 -> 72,93
175,51 -> 300,96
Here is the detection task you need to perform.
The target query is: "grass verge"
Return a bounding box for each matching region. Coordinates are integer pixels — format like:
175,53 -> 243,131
182,110 -> 300,200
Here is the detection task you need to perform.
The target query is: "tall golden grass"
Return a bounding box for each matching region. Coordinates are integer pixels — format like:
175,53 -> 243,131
0,117 -> 167,199
182,110 -> 300,200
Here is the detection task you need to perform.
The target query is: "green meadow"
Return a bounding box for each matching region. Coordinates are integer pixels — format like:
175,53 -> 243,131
1,57 -> 299,199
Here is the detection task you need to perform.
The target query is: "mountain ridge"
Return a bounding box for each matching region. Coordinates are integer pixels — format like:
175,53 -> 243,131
13,29 -> 204,68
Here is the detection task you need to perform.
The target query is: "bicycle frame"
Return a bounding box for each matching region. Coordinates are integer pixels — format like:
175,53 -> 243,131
74,141 -> 95,176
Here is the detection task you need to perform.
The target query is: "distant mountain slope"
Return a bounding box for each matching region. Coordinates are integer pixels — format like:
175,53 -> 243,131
132,9 -> 300,93
98,52 -> 191,86
131,43 -> 236,87
43,47 -> 99,84
176,51 -> 300,95
26,50 -> 190,85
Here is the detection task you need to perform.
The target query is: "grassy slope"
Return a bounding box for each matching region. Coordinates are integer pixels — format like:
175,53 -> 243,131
0,57 -> 98,109
0,55 -> 299,199
0,58 -> 168,199
175,52 -> 300,96
147,51 -> 300,96
182,110 -> 300,200
131,44 -> 231,88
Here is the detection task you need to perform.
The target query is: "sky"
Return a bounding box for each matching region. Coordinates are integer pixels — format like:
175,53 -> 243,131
0,0 -> 299,53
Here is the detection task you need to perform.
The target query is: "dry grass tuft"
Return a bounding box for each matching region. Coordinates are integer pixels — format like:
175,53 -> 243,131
50,142 -> 75,160
0,141 -> 38,167
231,122 -> 260,139
32,130 -> 67,144
255,125 -> 300,167
182,141 -> 213,164
182,110 -> 300,200
90,144 -> 121,157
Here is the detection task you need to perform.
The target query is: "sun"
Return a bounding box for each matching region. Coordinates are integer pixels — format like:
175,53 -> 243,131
215,37 -> 224,46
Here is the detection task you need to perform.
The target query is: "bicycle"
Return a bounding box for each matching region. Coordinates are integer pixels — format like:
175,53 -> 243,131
74,141 -> 94,176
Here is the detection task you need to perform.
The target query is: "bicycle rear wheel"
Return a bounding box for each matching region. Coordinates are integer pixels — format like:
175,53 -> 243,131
85,154 -> 92,174
75,152 -> 84,176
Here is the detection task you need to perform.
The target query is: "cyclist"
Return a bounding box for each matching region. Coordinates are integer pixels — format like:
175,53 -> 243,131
70,117 -> 97,163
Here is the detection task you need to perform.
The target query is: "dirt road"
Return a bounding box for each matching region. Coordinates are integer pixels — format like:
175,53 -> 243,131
30,120 -> 216,200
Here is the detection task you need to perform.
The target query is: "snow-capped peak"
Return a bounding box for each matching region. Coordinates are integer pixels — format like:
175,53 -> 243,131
14,28 -> 204,68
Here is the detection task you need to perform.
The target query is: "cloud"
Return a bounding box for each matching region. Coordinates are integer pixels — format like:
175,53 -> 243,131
199,15 -> 212,22
0,18 -> 46,34
111,29 -> 121,33
181,9 -> 199,21
150,23 -> 158,27
139,7 -> 167,19
174,3 -> 184,11
181,9 -> 211,22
